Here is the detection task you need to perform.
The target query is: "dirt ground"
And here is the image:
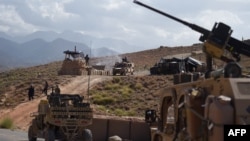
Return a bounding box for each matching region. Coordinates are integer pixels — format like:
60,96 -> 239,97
0,52 -> 200,132
0,75 -> 112,131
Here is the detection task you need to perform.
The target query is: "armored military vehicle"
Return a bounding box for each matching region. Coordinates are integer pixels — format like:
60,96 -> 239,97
150,57 -> 205,75
58,46 -> 89,75
112,57 -> 135,76
58,46 -> 110,76
134,1 -> 250,141
28,93 -> 93,141
150,57 -> 184,75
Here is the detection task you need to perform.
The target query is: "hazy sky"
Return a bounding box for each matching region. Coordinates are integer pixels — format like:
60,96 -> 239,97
0,0 -> 250,49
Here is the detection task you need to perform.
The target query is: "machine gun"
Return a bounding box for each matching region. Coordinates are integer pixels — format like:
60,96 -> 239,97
134,0 -> 250,74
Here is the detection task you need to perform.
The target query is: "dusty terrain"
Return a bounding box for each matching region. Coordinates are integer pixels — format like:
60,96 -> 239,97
0,75 -> 112,131
1,44 -> 250,132
0,45 -> 188,132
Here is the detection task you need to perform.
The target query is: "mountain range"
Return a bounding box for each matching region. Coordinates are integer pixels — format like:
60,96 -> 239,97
0,31 -> 142,71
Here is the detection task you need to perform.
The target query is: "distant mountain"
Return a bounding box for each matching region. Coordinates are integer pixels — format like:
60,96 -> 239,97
1,31 -> 141,53
91,37 -> 142,53
12,31 -> 95,44
92,47 -> 119,57
0,30 -> 145,71
0,37 -> 119,71
0,38 -> 25,70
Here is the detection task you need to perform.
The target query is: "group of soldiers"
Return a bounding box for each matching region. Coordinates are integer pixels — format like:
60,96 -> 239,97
27,54 -> 91,101
27,80 -> 61,101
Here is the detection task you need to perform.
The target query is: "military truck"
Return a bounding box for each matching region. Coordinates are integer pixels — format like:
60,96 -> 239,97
150,57 -> 184,75
58,47 -> 110,76
150,57 -> 205,75
134,1 -> 250,141
28,93 -> 93,141
28,93 -> 152,141
58,46 -> 89,75
112,60 -> 135,76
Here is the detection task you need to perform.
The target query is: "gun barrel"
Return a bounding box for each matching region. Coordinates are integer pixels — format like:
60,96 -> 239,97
133,0 -> 210,38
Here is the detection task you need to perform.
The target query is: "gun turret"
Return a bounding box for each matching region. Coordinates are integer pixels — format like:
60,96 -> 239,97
133,0 -> 250,64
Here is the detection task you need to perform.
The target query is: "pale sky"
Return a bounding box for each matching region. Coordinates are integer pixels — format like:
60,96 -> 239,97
0,0 -> 250,50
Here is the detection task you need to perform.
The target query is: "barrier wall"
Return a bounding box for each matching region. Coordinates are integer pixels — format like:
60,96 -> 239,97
82,70 -> 110,76
87,118 -> 151,141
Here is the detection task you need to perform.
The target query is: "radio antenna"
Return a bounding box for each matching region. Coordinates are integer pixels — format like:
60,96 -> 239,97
87,41 -> 92,102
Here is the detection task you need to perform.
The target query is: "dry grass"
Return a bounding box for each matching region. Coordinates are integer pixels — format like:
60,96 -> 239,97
0,61 -> 75,107
90,75 -> 173,117
0,45 -> 198,107
1,44 -> 250,118
0,117 -> 14,129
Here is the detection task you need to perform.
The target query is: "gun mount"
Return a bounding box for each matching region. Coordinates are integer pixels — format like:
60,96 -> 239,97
134,0 -> 250,73
133,1 -> 250,141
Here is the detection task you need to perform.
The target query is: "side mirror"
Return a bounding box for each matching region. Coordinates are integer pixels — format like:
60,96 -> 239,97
145,109 -> 156,123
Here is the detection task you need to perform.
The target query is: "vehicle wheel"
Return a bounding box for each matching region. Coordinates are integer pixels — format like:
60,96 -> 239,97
45,128 -> 55,141
122,71 -> 126,76
153,134 -> 163,141
28,126 -> 37,141
75,129 -> 93,141
55,128 -> 66,141
83,129 -> 92,141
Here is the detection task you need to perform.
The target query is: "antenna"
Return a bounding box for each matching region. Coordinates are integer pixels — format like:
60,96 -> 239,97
87,41 -> 92,102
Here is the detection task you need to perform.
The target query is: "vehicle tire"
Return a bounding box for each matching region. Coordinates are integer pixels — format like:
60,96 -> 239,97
45,128 -> 55,141
28,126 -> 37,141
83,129 -> 92,141
153,134 -> 163,141
172,69 -> 179,74
75,129 -> 92,141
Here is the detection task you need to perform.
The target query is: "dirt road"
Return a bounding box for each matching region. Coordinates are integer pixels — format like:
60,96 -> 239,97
0,75 -> 111,131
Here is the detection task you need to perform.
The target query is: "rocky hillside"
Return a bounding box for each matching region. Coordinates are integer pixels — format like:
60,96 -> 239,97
1,43 -> 250,118
0,44 -> 202,108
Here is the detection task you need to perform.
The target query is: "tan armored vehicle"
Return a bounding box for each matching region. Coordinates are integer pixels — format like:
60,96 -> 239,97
112,57 -> 134,76
133,1 -> 250,141
58,47 -> 110,76
28,93 -> 93,141
112,62 -> 134,76
58,47 -> 89,75
28,93 -> 151,141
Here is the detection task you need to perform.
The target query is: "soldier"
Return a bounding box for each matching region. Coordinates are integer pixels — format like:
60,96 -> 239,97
85,54 -> 90,65
42,80 -> 49,95
55,85 -> 61,94
122,56 -> 128,62
27,84 -> 35,101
